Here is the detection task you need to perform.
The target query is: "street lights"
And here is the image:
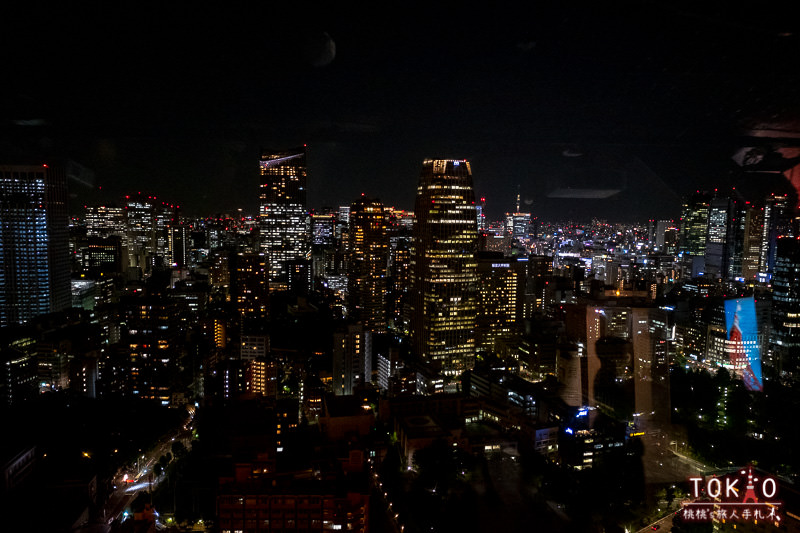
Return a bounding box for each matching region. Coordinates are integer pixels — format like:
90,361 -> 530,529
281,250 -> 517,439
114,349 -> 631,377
136,452 -> 145,477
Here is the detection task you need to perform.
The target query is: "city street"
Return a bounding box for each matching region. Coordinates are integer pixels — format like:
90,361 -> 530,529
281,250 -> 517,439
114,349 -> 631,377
103,413 -> 194,526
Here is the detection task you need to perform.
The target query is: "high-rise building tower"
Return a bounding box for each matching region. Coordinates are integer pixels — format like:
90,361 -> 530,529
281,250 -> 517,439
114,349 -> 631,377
124,193 -> 177,273
476,253 -> 526,353
741,203 -> 763,280
725,196 -> 748,281
760,194 -> 793,275
771,237 -> 800,374
506,212 -> 532,248
259,147 -> 309,287
85,205 -> 127,237
0,163 -> 70,326
411,159 -> 479,389
389,236 -> 411,331
679,191 -> 712,257
704,195 -> 733,278
654,220 -> 672,250
347,196 -> 388,332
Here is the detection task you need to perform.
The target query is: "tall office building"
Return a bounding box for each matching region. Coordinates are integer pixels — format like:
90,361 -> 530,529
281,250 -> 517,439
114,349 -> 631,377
653,220 -> 672,250
347,196 -> 388,332
311,212 -> 337,247
85,205 -> 129,270
741,203 -> 763,280
389,237 -> 411,331
259,147 -> 309,286
725,196 -> 748,281
703,196 -> 733,278
0,164 -> 70,326
771,237 -> 800,374
124,193 -> 177,273
506,212 -> 532,245
85,205 -> 127,237
411,159 -> 479,389
476,253 -> 526,353
679,191 -> 712,257
169,223 -> 189,268
760,194 -> 793,274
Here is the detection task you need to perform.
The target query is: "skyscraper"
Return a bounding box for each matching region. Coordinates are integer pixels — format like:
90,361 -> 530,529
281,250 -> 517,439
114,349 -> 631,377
506,212 -> 532,246
0,163 -> 70,326
741,203 -> 763,281
771,237 -> 800,374
85,205 -> 127,237
476,253 -> 526,353
679,191 -> 711,257
760,194 -> 793,275
124,193 -> 177,273
411,159 -> 478,389
347,196 -> 388,332
703,195 -> 733,278
259,147 -> 309,287
389,236 -> 411,332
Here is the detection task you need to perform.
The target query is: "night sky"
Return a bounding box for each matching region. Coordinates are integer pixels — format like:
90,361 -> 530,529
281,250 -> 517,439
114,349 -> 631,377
2,2 -> 800,221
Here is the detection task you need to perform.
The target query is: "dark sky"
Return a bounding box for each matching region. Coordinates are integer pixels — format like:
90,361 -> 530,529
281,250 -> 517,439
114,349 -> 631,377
2,2 -> 800,220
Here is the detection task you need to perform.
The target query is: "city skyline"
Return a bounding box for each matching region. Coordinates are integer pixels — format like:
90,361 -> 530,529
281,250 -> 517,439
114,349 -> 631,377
4,4 -> 800,533
4,147 -> 800,532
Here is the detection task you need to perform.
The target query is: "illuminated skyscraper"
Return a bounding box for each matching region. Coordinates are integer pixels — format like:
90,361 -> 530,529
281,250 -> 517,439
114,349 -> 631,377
124,193 -> 177,273
411,159 -> 478,389
85,205 -> 126,237
679,191 -> 711,257
741,203 -> 763,280
311,212 -> 336,247
506,212 -> 532,246
760,194 -> 793,274
476,253 -> 526,353
0,163 -> 70,327
259,147 -> 309,287
771,237 -> 800,374
389,237 -> 411,331
347,196 -> 388,332
704,196 -> 733,278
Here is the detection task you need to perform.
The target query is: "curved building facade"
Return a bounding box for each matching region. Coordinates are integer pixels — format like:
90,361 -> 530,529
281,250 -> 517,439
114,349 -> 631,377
411,159 -> 478,389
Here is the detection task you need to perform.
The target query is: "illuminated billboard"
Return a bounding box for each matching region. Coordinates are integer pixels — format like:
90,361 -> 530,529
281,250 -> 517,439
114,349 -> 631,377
724,297 -> 763,392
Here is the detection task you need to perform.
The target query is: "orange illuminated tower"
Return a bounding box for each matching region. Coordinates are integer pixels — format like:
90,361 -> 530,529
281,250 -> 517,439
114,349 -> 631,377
411,159 -> 478,391
347,196 -> 388,332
